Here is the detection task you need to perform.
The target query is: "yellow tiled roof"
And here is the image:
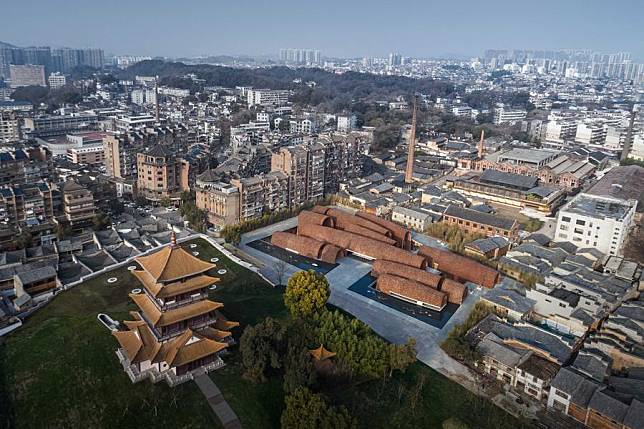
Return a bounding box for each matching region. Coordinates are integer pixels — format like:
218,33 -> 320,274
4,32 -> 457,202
309,345 -> 336,361
132,269 -> 219,298
135,244 -> 216,282
130,293 -> 223,327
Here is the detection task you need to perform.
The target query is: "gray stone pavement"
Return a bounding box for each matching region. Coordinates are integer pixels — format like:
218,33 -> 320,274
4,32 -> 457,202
194,373 -> 242,429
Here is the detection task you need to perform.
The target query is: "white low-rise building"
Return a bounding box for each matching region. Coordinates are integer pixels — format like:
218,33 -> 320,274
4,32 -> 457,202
554,193 -> 637,256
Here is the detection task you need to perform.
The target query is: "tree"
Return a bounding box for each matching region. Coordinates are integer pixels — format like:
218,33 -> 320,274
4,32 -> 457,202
92,211 -> 110,230
12,231 -> 33,250
284,270 -> 330,318
443,417 -> 470,429
159,196 -> 172,207
274,259 -> 288,286
239,317 -> 286,383
55,223 -> 73,240
283,344 -> 317,394
280,387 -> 356,429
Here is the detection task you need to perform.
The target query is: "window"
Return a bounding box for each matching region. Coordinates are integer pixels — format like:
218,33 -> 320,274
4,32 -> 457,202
561,216 -> 571,222
560,225 -> 568,231
576,219 -> 585,226
558,233 -> 568,239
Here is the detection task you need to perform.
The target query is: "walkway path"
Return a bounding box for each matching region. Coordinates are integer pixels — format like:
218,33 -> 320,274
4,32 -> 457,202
194,372 -> 242,429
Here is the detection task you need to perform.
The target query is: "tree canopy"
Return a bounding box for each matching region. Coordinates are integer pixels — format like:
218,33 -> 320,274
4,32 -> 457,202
284,270 -> 330,318
280,387 -> 356,429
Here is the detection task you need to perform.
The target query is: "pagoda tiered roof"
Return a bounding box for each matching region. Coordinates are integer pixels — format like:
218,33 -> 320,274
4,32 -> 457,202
309,344 -> 336,361
131,269 -> 219,298
135,244 -> 215,283
113,324 -> 228,367
214,317 -> 240,331
130,292 -> 223,328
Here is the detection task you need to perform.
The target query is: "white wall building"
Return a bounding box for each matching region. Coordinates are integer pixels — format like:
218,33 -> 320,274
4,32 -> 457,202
336,115 -> 357,132
494,106 -> 527,124
554,193 -> 638,256
247,89 -> 290,108
47,72 -> 66,89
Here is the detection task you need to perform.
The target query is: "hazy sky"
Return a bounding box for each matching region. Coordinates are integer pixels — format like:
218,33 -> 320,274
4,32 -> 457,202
3,0 -> 643,60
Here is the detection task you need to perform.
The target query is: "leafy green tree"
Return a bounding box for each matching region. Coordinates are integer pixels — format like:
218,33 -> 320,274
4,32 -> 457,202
280,387 -> 356,429
239,317 -> 286,383
283,344 -> 317,394
284,270 -> 330,318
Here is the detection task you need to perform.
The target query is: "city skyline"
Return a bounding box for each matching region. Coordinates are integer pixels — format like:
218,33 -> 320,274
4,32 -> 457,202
2,0 -> 644,60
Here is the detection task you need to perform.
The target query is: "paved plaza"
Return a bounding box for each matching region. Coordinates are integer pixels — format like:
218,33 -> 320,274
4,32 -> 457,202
238,217 -> 489,383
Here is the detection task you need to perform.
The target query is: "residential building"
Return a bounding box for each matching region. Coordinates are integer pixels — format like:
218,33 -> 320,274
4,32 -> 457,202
195,172 -> 241,228
0,183 -> 57,228
554,193 -> 637,255
23,112 -> 98,138
230,172 -> 290,221
336,115 -> 357,132
548,366 -> 644,429
493,106 -> 527,124
47,72 -> 66,89
9,64 -> 45,88
0,146 -> 52,186
136,146 -> 189,202
0,111 -> 21,143
246,89 -> 291,108
67,145 -> 105,165
391,206 -> 432,231
271,143 -> 325,207
575,122 -> 607,147
61,181 -> 95,229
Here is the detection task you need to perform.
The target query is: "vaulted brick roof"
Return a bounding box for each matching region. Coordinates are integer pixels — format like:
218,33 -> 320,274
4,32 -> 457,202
419,246 -> 500,288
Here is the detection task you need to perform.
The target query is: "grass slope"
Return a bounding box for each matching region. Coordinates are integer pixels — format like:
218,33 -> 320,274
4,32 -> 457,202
0,237 -> 526,429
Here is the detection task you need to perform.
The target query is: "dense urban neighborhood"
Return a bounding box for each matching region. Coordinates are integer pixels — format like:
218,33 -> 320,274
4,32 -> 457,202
0,9 -> 644,429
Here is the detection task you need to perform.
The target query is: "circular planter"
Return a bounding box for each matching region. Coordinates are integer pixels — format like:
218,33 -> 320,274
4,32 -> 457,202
107,277 -> 118,284
131,288 -> 142,294
127,265 -> 137,271
210,257 -> 219,263
192,251 -> 199,256
217,269 -> 227,275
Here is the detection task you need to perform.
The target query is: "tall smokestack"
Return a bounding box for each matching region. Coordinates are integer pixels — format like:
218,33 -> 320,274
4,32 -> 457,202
155,75 -> 160,122
620,105 -> 636,162
478,129 -> 485,159
405,95 -> 419,184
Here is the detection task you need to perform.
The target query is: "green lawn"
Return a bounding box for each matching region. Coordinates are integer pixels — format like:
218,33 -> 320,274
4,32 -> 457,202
0,238 -> 526,429
0,266 -> 218,429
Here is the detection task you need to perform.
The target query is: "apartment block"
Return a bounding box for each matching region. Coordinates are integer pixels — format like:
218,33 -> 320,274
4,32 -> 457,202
246,89 -> 291,108
136,145 -> 189,202
271,143 -> 325,207
230,172 -> 290,221
0,111 -> 21,143
61,181 -> 95,228
9,64 -> 46,88
195,173 -> 240,228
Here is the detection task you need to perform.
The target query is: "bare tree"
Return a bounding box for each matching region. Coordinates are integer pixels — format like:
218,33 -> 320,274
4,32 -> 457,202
275,259 -> 288,286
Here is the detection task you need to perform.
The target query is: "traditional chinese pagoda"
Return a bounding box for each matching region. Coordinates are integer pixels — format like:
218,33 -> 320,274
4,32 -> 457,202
113,234 -> 238,385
